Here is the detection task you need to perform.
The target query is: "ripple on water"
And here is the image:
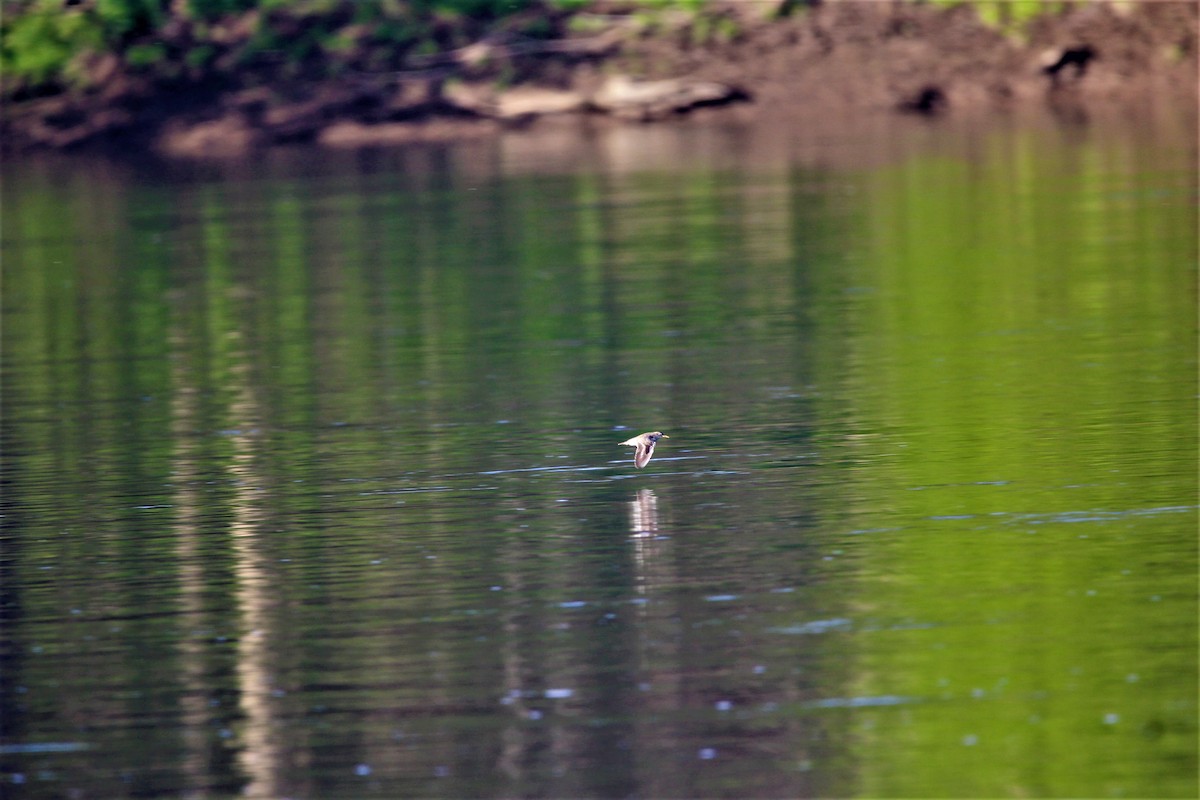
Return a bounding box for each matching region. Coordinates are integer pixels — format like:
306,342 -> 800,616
769,618 -> 853,635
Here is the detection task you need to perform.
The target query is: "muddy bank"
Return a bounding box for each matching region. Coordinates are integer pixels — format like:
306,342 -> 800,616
3,1 -> 1195,158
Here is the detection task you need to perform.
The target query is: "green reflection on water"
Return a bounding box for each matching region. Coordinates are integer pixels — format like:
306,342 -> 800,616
840,123 -> 1198,797
1,116 -> 1196,798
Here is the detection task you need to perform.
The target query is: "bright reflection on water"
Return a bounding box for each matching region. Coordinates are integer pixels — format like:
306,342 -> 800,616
2,111 -> 1197,798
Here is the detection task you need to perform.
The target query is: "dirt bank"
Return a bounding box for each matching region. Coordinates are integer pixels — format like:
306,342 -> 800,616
3,1 -> 1195,158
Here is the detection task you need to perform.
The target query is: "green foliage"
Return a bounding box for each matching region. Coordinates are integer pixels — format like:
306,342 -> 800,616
187,0 -> 258,21
689,12 -> 740,46
929,0 -> 1065,30
1,3 -> 105,86
1,0 -> 1077,95
1,0 -> 552,92
566,13 -> 610,35
1,0 -> 170,89
184,43 -> 216,69
417,0 -> 533,16
629,0 -> 707,10
977,0 -> 1062,29
323,31 -> 358,55
94,0 -> 165,37
124,41 -> 167,67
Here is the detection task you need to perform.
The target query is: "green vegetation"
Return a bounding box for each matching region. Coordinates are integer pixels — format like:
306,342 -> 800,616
0,0 -> 570,95
929,0 -> 1065,30
1,2 -> 105,87
1,0 -> 1078,97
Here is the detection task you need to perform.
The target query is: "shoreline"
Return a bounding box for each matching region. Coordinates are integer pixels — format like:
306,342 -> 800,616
3,1 -> 1195,159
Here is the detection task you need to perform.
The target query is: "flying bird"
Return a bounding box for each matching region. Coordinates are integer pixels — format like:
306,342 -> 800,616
619,431 -> 669,469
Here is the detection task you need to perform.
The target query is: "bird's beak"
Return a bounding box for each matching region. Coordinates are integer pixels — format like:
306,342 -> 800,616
661,434 -> 669,438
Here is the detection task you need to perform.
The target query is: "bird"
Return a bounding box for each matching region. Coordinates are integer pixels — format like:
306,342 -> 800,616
619,431 -> 669,469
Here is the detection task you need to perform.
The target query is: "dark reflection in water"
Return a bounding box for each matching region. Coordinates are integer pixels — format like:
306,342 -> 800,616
1,110 -> 1196,798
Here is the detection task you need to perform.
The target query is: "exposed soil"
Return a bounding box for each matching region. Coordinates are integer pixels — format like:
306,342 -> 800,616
2,1 -> 1196,158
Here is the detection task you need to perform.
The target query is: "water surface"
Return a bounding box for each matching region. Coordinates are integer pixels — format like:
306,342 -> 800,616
2,111 -> 1196,798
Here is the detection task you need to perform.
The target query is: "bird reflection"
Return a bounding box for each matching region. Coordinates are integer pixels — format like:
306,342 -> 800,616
629,487 -> 659,537
629,488 -> 671,602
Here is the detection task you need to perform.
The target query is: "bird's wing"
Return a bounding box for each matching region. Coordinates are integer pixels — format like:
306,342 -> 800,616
634,441 -> 655,469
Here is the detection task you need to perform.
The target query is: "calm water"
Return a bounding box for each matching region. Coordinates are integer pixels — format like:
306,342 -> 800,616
2,110 -> 1196,798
